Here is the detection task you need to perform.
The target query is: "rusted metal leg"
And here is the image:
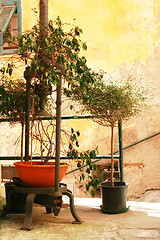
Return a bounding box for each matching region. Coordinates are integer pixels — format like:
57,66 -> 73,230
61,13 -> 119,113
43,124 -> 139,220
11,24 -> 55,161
62,190 -> 82,224
21,193 -> 36,230
46,207 -> 52,213
53,208 -> 61,216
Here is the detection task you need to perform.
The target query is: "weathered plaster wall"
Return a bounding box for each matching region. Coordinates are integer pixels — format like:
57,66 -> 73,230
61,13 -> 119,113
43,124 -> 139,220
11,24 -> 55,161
22,0 -> 159,70
1,0 -> 160,199
51,0 -> 160,198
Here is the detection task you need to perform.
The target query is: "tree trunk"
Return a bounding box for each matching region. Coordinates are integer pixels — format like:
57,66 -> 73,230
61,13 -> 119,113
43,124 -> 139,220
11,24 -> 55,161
110,125 -> 114,187
21,122 -> 24,161
39,0 -> 48,28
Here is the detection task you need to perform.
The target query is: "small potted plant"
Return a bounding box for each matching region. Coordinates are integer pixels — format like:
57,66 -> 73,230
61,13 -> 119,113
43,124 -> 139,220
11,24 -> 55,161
68,76 -> 146,212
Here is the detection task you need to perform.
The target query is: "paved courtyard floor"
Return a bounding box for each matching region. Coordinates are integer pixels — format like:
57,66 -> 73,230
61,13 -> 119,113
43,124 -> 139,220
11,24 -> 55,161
0,190 -> 160,240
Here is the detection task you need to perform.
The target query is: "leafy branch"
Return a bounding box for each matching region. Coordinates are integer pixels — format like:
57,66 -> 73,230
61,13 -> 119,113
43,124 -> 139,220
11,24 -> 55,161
67,128 -> 101,196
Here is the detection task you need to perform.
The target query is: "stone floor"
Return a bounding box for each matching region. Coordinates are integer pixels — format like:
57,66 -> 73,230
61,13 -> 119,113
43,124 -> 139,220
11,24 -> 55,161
0,190 -> 160,240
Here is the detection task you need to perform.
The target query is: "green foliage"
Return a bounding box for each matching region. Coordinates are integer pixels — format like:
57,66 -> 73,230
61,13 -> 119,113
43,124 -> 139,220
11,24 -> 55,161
0,17 -> 103,172
0,74 -> 41,123
67,77 -> 146,127
1,17 -> 102,122
68,76 -> 146,186
9,17 -> 102,89
0,78 -> 26,123
1,16 -> 102,121
0,16 -> 146,189
67,128 -> 101,196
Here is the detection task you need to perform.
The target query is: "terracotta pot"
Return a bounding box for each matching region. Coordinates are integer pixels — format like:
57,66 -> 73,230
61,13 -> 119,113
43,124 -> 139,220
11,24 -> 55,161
14,161 -> 69,188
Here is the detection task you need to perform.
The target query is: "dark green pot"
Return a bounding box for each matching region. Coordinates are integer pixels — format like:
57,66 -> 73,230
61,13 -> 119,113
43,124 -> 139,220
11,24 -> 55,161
4,182 -> 27,214
100,181 -> 129,214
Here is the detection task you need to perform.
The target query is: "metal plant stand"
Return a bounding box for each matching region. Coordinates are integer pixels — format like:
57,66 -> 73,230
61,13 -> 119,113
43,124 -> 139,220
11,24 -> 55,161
3,179 -> 82,230
21,40 -> 82,230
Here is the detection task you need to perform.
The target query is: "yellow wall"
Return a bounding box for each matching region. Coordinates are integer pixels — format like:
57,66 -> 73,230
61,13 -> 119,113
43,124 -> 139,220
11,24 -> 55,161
22,0 -> 160,71
1,0 -> 160,198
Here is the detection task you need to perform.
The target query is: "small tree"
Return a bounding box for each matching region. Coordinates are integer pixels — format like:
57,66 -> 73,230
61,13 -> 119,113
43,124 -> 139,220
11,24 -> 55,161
67,76 -> 146,187
0,17 -> 102,163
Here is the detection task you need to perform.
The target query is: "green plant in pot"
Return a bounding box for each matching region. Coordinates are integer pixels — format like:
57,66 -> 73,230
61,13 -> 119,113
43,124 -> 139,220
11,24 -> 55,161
0,76 -> 69,188
0,72 -> 27,161
67,76 -> 146,212
1,16 -> 102,188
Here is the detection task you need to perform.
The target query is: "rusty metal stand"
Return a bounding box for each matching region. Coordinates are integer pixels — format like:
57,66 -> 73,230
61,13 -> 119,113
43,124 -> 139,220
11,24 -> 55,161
62,190 -> 82,224
22,193 -> 35,230
3,180 -> 82,230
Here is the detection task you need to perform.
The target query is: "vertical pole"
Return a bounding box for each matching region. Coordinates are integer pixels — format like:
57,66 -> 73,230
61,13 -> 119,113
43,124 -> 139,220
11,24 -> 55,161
118,121 -> 124,182
24,67 -> 31,161
55,78 -> 62,195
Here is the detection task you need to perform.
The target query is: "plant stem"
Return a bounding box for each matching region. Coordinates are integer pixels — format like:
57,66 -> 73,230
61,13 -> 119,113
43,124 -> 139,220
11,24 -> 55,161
111,125 -> 114,187
21,122 -> 24,161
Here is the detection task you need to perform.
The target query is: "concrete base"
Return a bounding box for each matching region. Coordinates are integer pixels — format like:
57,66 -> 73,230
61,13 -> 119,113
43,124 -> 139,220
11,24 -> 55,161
0,190 -> 159,239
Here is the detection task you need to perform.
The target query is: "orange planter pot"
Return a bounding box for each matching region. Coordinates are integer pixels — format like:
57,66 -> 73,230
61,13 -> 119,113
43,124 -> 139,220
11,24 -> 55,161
14,161 -> 69,188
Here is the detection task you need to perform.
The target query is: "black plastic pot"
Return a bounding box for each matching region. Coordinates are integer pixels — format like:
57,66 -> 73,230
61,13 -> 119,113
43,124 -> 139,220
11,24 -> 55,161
4,182 -> 27,214
100,181 -> 129,214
